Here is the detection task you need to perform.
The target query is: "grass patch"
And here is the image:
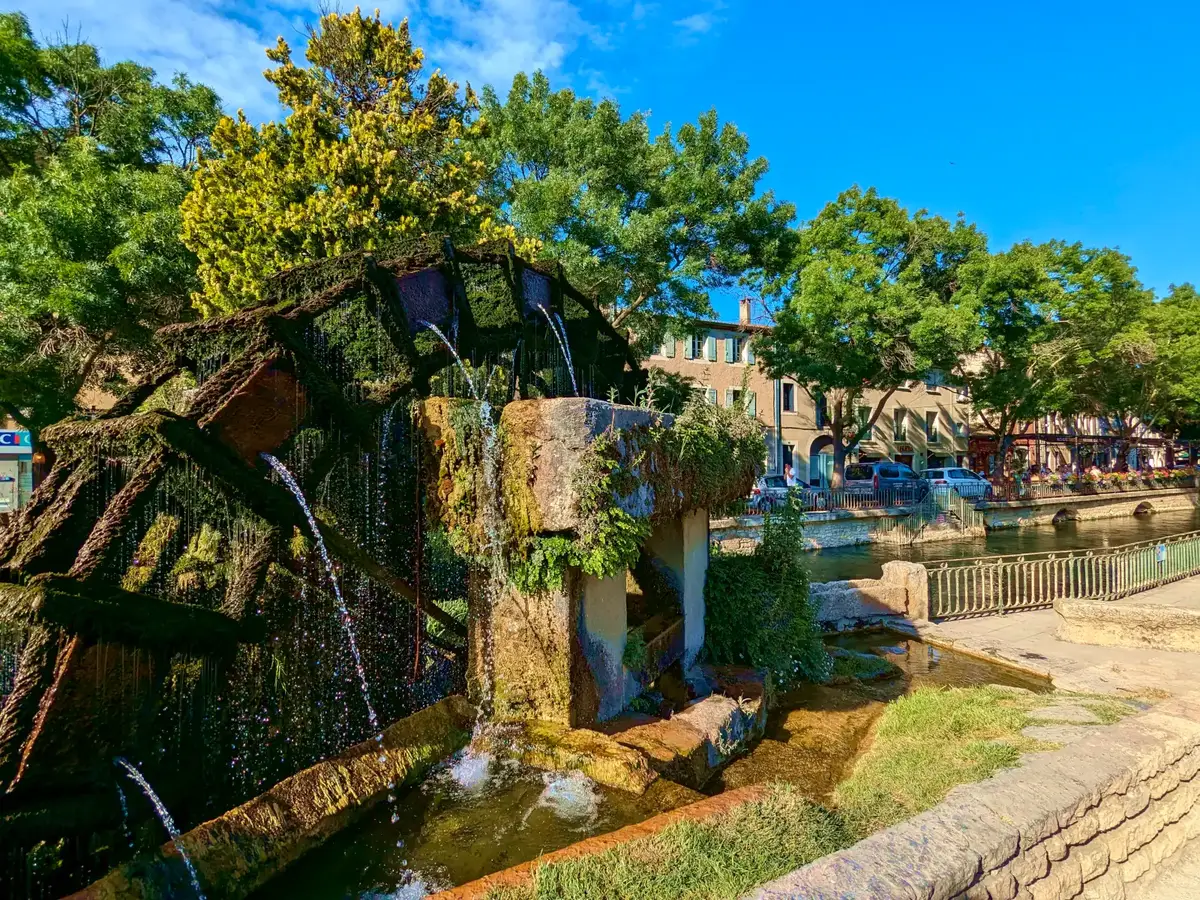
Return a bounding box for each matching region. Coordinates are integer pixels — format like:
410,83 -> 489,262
834,685 -> 1049,837
488,785 -> 852,900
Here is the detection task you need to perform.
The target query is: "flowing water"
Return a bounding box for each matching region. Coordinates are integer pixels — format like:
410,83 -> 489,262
256,633 -> 1043,899
418,321 -> 479,400
711,631 -> 1051,800
535,304 -> 578,396
805,508 -> 1200,583
114,757 -> 206,900
263,453 -> 381,738
252,755 -> 702,899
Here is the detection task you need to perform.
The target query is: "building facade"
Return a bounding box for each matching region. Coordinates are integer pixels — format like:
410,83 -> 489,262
648,301 -> 972,485
968,412 -> 1174,474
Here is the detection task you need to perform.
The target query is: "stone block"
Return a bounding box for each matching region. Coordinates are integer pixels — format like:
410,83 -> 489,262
1028,704 -> 1103,725
1105,822 -> 1132,864
1028,850 -> 1081,900
610,693 -> 765,790
950,764 -> 1089,851
845,814 -> 983,900
749,844 -> 923,900
1055,598 -> 1200,652
1122,784 -> 1150,819
482,720 -> 658,794
1080,868 -> 1126,900
1063,811 -> 1101,848
1044,834 -> 1068,862
1010,845 -> 1050,886
1074,839 -> 1111,883
1183,805 -> 1200,840
1096,794 -> 1126,832
974,870 -> 1018,900
1121,847 -> 1151,883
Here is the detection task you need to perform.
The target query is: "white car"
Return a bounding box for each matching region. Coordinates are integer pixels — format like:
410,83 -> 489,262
925,467 -> 991,498
749,474 -> 790,510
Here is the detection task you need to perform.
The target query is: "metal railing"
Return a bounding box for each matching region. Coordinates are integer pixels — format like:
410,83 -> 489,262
724,484 -> 933,518
874,487 -> 988,546
985,474 -> 1198,502
926,528 -> 1200,619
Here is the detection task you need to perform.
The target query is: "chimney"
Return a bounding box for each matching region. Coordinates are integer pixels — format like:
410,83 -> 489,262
738,297 -> 752,326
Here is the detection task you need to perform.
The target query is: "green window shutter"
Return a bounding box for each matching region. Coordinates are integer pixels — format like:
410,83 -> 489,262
706,387 -> 717,405
684,336 -> 694,359
747,391 -> 757,416
706,336 -> 717,361
724,388 -> 734,408
664,334 -> 675,358
725,337 -> 735,363
746,343 -> 755,365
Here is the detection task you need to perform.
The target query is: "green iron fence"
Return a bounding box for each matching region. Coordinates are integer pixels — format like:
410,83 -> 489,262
926,528 -> 1200,619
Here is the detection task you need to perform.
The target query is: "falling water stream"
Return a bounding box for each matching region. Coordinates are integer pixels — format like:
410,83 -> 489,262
261,453 -> 380,737
535,305 -> 578,396
114,757 -> 206,900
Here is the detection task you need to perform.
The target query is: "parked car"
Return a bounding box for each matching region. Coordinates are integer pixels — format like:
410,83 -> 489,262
843,461 -> 928,498
925,467 -> 992,498
749,474 -> 790,510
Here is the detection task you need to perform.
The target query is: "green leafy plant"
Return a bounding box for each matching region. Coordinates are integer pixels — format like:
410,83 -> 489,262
622,628 -> 648,671
704,500 -> 830,686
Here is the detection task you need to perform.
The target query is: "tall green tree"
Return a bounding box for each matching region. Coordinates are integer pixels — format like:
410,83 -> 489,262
474,71 -> 796,346
0,140 -> 197,441
0,14 -> 220,437
1149,284 -> 1200,438
0,12 -> 220,173
754,186 -> 987,485
181,9 -> 507,316
954,242 -> 1074,475
1046,243 -> 1154,469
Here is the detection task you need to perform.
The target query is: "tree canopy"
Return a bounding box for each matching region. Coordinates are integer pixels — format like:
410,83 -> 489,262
475,71 -> 795,347
754,186 -> 987,483
0,12 -> 220,174
0,13 -> 217,438
181,9 -> 507,316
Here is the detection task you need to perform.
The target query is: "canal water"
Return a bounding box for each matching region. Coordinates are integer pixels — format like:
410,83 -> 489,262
805,508 -> 1200,584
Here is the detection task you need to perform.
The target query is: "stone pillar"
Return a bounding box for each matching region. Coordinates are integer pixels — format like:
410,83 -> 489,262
579,572 -> 629,721
681,509 -> 709,666
881,560 -> 930,621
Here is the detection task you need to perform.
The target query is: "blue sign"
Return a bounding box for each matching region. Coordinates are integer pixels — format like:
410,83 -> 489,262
1156,544 -> 1168,564
0,431 -> 30,448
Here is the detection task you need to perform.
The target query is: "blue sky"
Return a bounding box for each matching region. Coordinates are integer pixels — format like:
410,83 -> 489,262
15,0 -> 1200,320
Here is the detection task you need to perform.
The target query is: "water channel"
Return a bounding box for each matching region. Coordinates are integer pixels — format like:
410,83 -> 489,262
804,508 -> 1200,584
255,632 -> 1045,899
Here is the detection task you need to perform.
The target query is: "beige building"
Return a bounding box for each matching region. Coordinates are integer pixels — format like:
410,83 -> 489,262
649,300 -> 973,485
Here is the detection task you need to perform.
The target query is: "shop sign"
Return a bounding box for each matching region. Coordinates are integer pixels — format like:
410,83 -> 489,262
0,431 -> 31,454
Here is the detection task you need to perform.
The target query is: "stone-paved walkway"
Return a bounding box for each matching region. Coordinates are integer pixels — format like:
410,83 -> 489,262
917,575 -> 1200,697
917,579 -> 1200,896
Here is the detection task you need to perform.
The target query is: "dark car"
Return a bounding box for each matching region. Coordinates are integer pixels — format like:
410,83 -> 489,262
843,461 -> 928,499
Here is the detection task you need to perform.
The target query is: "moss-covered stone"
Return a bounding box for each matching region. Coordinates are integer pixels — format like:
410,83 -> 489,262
69,696 -> 475,900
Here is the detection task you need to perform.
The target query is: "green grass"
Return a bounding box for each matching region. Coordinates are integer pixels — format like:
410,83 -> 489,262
488,686 -> 1149,899
487,785 -> 852,900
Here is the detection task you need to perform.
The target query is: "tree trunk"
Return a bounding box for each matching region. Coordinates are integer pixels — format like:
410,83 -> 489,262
831,439 -> 848,489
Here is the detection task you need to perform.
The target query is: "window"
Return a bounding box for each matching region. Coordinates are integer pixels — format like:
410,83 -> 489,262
952,421 -> 966,438
705,387 -> 718,405
782,383 -> 795,413
815,394 -> 829,429
685,335 -> 704,359
725,336 -> 742,363
660,334 -> 675,358
893,408 -> 907,440
926,411 -> 940,443
782,442 -> 794,466
726,388 -> 742,408
926,370 -> 945,392
856,406 -> 872,439
949,470 -> 972,480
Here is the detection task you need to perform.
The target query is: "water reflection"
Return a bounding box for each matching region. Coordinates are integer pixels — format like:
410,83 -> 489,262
805,509 -> 1200,583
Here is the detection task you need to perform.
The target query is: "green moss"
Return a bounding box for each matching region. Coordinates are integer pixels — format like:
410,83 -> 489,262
622,628 -> 648,671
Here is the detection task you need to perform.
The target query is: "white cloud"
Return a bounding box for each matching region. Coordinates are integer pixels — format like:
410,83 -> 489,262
15,0 -> 596,122
673,12 -> 713,33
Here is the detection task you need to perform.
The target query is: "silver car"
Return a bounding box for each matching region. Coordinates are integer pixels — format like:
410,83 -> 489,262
926,467 -> 991,498
750,474 -> 790,511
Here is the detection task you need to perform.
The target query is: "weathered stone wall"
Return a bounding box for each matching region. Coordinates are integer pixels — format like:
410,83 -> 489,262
809,561 -> 930,630
750,697 -> 1200,900
981,488 -> 1199,530
1057,598 -> 1200,653
711,510 -> 887,553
